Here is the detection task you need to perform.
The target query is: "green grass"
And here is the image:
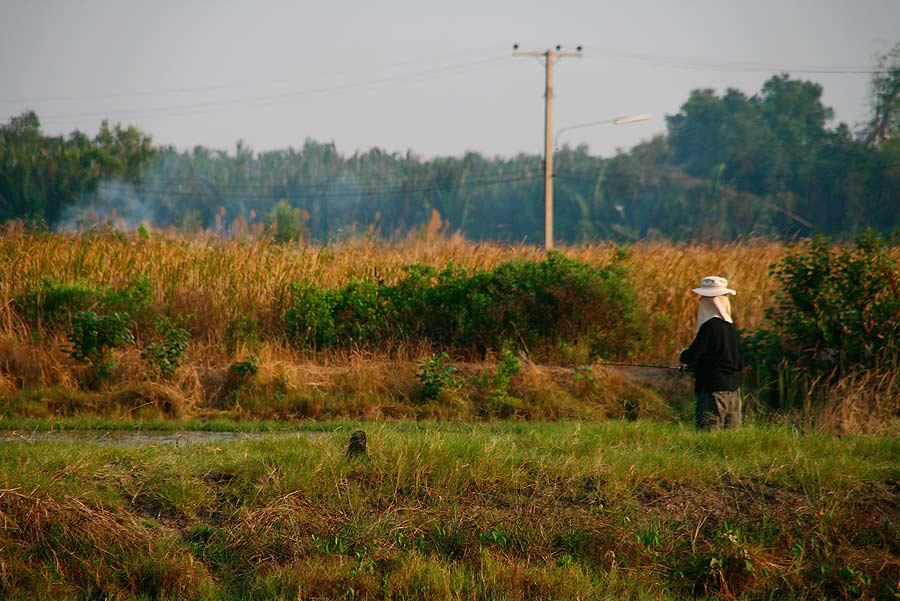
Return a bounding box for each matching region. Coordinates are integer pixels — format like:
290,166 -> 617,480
0,414 -> 353,433
1,421 -> 899,600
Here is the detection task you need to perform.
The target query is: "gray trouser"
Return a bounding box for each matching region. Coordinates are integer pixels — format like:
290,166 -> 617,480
695,390 -> 742,430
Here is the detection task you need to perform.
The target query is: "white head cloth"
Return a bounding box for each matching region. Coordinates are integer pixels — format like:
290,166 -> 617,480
696,295 -> 733,332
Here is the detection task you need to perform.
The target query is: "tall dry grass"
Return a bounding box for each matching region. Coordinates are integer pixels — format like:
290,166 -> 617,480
0,225 -> 787,359
3,224 -> 896,425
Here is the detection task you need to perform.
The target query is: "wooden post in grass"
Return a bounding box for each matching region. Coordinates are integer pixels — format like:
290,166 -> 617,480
347,430 -> 367,458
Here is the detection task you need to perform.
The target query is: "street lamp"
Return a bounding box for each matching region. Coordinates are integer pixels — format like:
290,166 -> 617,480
554,114 -> 651,148
545,114 -> 650,249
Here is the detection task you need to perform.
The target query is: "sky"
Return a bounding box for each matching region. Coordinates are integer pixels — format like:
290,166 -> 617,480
2,0 -> 898,160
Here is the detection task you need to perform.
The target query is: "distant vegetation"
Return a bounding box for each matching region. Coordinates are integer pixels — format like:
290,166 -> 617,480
0,111 -> 156,226
2,44 -> 898,242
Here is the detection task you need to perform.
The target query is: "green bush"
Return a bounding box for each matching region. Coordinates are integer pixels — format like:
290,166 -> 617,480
746,230 -> 900,408
14,279 -> 103,330
332,280 -> 391,342
216,355 -> 261,408
474,347 -> 524,417
67,312 -> 135,364
265,199 -> 306,243
141,326 -> 190,377
284,252 -> 647,360
416,352 -> 461,403
229,356 -> 260,381
15,277 -> 154,332
66,311 -> 135,384
224,316 -> 261,352
284,282 -> 337,348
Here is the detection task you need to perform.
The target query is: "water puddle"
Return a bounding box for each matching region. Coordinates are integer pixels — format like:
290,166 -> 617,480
0,429 -> 329,446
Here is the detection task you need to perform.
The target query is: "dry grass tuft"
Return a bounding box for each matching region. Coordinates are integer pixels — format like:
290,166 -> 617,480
807,369 -> 900,435
511,361 -> 592,420
108,381 -> 189,418
0,336 -> 66,388
0,489 -> 213,598
0,372 -> 16,400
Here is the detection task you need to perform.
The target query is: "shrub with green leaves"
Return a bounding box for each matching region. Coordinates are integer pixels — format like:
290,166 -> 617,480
103,276 -> 153,326
474,347 -> 524,417
265,199 -> 306,243
284,252 -> 647,360
15,277 -> 154,332
224,316 -> 261,352
216,355 -> 261,408
332,280 -> 391,342
141,326 -> 190,377
746,230 -> 900,407
416,352 -> 461,403
14,279 -> 103,330
284,282 -> 337,348
66,311 -> 135,383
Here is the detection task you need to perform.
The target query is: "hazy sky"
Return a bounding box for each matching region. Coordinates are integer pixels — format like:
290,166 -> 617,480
2,0 -> 898,159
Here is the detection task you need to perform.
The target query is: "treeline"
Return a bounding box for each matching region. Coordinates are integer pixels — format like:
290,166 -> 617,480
0,112 -> 156,226
2,47 -> 899,242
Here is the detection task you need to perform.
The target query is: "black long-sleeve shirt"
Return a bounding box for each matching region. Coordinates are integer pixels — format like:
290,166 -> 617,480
679,318 -> 743,394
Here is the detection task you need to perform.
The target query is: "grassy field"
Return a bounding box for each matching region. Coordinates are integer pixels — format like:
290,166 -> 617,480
0,226 -> 785,363
3,227 -> 898,431
0,227 -> 788,425
2,421 -> 899,600
2,230 -> 899,598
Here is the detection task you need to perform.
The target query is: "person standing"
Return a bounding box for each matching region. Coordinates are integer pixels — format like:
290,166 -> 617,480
680,276 -> 744,430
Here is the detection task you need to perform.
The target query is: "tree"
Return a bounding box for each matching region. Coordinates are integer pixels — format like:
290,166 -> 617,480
0,111 -> 156,226
665,88 -> 733,179
865,42 -> 900,147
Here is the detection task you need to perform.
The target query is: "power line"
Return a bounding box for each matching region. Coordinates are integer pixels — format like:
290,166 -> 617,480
552,172 -> 816,228
69,159 -> 900,205
95,174 -> 541,202
5,44 -> 877,108
105,165 -> 545,195
0,46 -> 510,104
36,56 -> 515,123
582,47 -> 877,75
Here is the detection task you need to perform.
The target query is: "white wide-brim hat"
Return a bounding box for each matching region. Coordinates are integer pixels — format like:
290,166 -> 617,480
692,276 -> 736,297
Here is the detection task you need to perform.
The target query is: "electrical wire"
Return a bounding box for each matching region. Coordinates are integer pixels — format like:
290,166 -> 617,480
581,47 -> 878,75
36,56 -> 515,123
553,172 -> 817,228
108,170 -> 540,193
0,46 -> 510,104
92,157 -> 900,210
96,174 -> 541,202
20,44 -> 881,125
5,44 -> 878,108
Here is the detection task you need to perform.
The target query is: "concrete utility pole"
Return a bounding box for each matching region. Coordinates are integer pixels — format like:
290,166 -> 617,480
513,45 -> 582,250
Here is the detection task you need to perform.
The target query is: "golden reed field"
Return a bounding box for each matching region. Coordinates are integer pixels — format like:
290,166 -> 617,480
1,221 -> 895,428
0,226 -> 784,355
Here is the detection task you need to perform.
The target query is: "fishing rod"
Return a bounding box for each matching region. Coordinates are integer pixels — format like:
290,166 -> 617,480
596,361 -> 688,371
